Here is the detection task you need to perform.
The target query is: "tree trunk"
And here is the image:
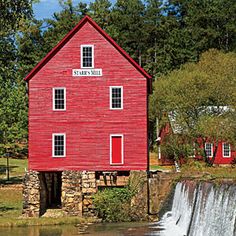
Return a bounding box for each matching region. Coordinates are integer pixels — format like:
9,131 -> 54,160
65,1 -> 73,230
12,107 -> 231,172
209,143 -> 218,166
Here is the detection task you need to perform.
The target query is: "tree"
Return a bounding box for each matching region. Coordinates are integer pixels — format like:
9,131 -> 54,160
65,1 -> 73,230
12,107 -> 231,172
151,49 -> 236,165
0,0 -> 33,34
109,0 -> 146,64
0,0 -> 33,157
89,0 -> 112,30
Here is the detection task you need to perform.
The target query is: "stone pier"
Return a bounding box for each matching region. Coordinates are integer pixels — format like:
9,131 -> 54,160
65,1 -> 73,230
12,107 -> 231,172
82,171 -> 97,217
61,171 -> 83,216
22,171 -> 40,217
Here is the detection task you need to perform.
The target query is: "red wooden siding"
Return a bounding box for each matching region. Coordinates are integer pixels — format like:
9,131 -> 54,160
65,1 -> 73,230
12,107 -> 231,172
27,17 -> 150,171
111,135 -> 123,165
195,142 -> 235,165
158,124 -> 235,165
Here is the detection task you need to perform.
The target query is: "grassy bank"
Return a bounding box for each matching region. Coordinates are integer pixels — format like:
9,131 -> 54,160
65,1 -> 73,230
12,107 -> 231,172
0,185 -> 98,227
180,159 -> 236,180
0,158 -> 27,184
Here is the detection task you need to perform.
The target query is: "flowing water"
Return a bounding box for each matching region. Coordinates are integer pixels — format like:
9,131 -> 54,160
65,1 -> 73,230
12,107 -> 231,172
1,181 -> 235,236
152,180 -> 236,236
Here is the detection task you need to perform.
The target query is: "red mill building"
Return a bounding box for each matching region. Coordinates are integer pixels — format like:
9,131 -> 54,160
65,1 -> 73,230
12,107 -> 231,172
23,16 -> 152,217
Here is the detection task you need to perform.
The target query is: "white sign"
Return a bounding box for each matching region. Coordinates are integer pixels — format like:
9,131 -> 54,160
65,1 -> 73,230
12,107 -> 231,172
72,69 -> 102,77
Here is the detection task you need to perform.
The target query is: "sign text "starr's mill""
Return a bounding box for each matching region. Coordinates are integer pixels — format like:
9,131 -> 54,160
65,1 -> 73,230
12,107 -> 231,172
72,69 -> 102,77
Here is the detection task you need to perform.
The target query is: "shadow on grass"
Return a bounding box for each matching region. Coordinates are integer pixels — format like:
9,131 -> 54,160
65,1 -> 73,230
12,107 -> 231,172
0,165 -> 19,175
0,176 -> 23,185
0,206 -> 17,212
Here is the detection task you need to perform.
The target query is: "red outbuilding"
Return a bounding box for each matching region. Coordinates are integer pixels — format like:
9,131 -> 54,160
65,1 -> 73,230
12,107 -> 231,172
25,15 -> 152,172
157,119 -> 236,166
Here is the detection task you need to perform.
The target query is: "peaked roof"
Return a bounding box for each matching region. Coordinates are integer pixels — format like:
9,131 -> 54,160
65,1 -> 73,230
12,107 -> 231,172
24,15 -> 152,85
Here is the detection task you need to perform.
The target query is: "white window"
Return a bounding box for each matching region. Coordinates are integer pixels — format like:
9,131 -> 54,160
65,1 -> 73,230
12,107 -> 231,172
110,86 -> 123,110
205,143 -> 213,157
81,45 -> 94,68
52,134 -> 66,157
223,143 -> 231,158
53,88 -> 66,111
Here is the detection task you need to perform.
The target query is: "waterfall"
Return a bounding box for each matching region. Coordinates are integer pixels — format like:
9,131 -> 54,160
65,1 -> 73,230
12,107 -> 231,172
152,180 -> 236,236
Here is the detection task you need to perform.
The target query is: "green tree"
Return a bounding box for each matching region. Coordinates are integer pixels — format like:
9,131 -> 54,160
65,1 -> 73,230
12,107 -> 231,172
109,0 -> 146,64
0,0 -> 33,156
151,49 -> 236,165
89,0 -> 112,30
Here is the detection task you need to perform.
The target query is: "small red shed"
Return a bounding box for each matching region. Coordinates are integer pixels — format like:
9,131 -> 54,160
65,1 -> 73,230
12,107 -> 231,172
25,16 -> 152,172
157,120 -> 235,166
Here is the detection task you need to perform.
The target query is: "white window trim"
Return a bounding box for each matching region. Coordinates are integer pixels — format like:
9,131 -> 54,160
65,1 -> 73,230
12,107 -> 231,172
110,134 -> 124,165
222,143 -> 231,158
109,86 -> 123,110
53,87 -> 66,111
205,143 -> 213,157
52,133 -> 66,158
81,45 -> 94,68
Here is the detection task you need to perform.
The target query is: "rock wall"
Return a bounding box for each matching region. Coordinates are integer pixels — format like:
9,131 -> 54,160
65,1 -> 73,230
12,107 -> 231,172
148,172 -> 177,215
129,171 -> 148,220
82,171 -> 97,217
61,171 -> 83,216
22,171 -> 40,217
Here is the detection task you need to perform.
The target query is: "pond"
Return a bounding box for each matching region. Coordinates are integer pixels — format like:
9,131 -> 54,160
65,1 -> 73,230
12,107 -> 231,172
0,222 -> 163,236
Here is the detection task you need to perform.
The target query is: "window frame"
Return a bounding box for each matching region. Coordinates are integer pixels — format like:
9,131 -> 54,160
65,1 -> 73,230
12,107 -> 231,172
110,134 -> 124,165
81,45 -> 94,68
53,87 -> 66,111
52,133 -> 66,158
222,143 -> 231,158
109,86 -> 123,110
205,143 -> 213,157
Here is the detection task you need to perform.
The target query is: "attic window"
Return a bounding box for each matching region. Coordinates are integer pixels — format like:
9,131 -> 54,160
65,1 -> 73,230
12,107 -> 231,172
223,143 -> 231,158
81,45 -> 94,68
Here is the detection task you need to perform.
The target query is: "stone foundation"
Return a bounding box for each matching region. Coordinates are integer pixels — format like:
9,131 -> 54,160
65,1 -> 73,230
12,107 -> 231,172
82,171 -> 97,217
23,170 -> 174,219
23,170 -> 98,217
61,171 -> 83,216
22,171 -> 40,217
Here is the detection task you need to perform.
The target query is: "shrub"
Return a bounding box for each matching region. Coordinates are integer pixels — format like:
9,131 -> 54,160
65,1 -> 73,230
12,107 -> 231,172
93,187 -> 134,222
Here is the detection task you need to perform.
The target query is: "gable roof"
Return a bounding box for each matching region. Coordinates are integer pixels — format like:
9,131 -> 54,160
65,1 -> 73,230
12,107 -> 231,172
24,15 -> 152,90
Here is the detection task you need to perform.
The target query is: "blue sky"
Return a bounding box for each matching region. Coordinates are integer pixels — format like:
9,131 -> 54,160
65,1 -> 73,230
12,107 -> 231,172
33,0 -> 115,20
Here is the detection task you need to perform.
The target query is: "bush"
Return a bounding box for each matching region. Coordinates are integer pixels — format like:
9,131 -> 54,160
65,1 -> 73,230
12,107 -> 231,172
93,187 -> 134,222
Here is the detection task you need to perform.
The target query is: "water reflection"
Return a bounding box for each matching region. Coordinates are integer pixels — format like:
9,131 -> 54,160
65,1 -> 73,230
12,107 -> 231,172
0,222 -> 158,236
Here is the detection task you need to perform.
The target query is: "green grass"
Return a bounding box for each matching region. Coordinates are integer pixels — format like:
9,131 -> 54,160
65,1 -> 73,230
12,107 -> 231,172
0,188 -> 22,218
179,160 -> 236,180
0,158 -> 27,184
150,165 -> 174,172
0,215 -> 95,227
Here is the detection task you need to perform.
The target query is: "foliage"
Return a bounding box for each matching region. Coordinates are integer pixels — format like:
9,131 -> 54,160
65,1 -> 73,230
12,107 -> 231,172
161,134 -> 194,162
1,0 -> 236,157
180,159 -> 236,180
0,0 -> 33,35
151,49 -> 236,165
93,187 -> 135,222
0,1 -> 32,157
